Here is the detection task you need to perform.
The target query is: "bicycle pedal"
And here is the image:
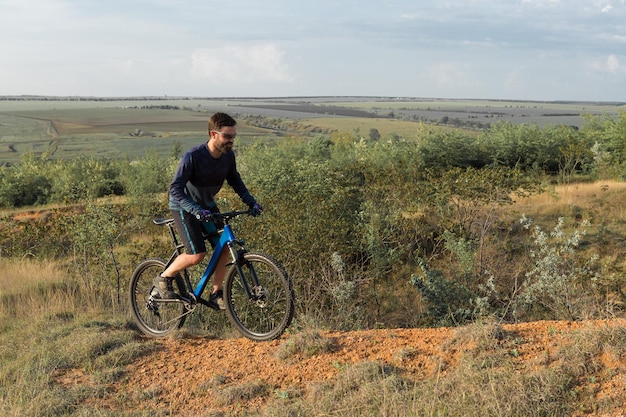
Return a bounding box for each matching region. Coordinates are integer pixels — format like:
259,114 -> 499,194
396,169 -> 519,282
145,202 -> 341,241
206,293 -> 225,311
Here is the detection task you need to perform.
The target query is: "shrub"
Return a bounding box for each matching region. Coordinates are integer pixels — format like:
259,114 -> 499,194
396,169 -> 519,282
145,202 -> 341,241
50,156 -> 125,203
515,216 -> 601,320
0,153 -> 52,208
410,259 -> 476,326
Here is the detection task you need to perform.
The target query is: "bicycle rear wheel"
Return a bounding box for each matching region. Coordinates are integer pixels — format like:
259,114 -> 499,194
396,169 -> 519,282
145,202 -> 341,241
129,258 -> 188,337
224,252 -> 294,341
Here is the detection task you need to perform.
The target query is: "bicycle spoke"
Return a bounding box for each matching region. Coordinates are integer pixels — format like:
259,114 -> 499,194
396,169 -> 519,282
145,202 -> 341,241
129,259 -> 189,337
225,253 -> 294,341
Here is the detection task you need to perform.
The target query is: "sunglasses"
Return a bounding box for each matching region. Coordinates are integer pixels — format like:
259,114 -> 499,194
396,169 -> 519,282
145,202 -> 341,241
212,130 -> 237,140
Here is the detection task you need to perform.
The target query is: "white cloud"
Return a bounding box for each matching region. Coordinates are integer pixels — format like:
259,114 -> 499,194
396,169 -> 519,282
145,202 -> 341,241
590,54 -> 622,73
190,44 -> 293,84
519,0 -> 561,8
606,54 -> 621,73
429,62 -> 466,86
425,61 -> 483,96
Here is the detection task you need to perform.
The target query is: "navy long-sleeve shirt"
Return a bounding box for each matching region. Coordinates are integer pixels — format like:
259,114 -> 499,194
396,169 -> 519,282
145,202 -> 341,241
168,143 -> 255,216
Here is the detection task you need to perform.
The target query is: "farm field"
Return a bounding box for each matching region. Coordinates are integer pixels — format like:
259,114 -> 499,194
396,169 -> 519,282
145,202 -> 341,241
1,96 -> 624,163
328,98 -> 624,127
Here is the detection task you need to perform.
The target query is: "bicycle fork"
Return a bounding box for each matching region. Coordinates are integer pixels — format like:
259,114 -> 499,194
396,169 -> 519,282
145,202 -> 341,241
227,240 -> 266,304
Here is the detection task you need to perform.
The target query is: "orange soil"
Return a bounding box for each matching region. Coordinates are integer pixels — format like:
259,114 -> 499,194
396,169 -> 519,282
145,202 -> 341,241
56,319 -> 626,415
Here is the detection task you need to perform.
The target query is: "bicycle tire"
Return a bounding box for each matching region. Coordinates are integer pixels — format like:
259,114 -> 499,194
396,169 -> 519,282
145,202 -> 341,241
224,252 -> 295,341
129,258 -> 189,337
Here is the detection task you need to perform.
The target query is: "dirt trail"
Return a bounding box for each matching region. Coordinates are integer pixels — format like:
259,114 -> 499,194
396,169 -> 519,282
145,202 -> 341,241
67,319 -> 626,415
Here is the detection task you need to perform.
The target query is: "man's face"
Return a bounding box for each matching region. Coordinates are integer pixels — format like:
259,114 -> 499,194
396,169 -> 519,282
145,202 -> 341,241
210,126 -> 236,153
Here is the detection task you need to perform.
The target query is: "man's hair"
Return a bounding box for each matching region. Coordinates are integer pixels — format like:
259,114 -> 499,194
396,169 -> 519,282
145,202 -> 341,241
208,112 -> 236,132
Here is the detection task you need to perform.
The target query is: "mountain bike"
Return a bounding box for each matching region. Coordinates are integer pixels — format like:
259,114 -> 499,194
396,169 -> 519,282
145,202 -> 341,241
129,209 -> 294,341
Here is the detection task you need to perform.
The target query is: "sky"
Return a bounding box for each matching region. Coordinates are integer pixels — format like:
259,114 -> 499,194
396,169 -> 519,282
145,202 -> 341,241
1,0 -> 625,101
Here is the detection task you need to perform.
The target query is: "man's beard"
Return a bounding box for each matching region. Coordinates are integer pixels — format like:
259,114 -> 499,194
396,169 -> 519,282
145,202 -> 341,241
219,141 -> 234,153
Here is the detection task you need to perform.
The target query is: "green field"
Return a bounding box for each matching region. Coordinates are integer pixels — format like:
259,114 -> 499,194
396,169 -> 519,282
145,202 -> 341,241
0,100 -> 281,162
1,96 -> 624,163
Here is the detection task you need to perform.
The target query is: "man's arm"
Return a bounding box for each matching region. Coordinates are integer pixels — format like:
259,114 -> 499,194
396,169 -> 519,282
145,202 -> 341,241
169,154 -> 205,216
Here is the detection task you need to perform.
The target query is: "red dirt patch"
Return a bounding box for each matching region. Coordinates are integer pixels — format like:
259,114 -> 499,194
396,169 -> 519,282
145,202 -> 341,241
77,319 -> 626,415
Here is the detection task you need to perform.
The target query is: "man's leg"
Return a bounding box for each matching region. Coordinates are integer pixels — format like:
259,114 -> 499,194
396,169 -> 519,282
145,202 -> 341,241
154,252 -> 206,299
154,209 -> 208,298
212,249 -> 230,293
162,252 -> 206,278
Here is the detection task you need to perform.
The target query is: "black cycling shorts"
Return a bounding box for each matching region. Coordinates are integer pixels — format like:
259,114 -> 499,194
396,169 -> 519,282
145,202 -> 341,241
170,208 -> 220,254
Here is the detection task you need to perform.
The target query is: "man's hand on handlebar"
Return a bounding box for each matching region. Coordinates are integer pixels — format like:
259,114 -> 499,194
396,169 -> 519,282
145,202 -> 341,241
250,202 -> 263,217
196,210 -> 213,222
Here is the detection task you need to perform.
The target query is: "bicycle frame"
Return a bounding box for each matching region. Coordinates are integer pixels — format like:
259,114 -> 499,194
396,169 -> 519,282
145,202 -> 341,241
159,212 -> 258,308
193,224 -> 238,298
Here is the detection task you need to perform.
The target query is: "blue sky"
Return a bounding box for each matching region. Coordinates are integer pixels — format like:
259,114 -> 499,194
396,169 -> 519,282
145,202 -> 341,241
1,0 -> 625,101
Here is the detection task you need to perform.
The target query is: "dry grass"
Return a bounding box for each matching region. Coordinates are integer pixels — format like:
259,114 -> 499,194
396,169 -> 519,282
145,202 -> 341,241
509,180 -> 626,223
0,257 -> 79,319
214,380 -> 271,407
0,256 -> 156,416
505,180 -> 626,288
0,257 -> 64,294
276,329 -> 336,361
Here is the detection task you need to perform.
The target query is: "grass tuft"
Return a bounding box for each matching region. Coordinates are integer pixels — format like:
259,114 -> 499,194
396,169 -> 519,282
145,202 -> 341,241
214,380 -> 271,407
275,329 -> 336,361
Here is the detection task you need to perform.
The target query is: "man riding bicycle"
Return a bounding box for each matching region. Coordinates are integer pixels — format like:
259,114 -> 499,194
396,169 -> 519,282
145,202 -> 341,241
153,112 -> 263,307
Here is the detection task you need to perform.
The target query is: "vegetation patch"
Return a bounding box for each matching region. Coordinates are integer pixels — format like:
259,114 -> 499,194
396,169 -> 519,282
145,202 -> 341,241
0,99 -> 624,415
276,329 -> 336,361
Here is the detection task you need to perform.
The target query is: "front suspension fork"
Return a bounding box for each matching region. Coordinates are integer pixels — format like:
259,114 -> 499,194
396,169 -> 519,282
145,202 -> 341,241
227,241 -> 260,301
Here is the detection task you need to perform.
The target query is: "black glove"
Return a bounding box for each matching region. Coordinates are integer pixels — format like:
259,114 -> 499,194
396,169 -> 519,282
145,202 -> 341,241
250,202 -> 263,216
195,209 -> 213,221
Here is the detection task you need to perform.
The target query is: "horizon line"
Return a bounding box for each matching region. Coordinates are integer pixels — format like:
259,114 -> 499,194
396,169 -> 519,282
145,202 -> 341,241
1,94 -> 624,105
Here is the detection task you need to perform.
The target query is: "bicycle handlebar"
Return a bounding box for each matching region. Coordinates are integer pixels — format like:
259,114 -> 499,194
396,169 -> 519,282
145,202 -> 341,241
154,209 -> 255,228
200,208 -> 254,224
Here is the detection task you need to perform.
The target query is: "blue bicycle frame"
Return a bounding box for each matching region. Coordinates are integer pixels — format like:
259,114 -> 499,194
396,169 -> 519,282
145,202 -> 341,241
156,210 -> 258,309
192,224 -> 237,299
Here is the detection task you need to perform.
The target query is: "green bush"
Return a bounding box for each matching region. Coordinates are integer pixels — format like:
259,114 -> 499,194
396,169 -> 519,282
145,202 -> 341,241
1,114 -> 624,328
0,153 -> 52,207
49,156 -> 125,203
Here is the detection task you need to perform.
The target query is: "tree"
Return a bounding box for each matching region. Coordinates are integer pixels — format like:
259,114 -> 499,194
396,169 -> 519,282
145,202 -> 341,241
368,128 -> 381,142
558,135 -> 592,184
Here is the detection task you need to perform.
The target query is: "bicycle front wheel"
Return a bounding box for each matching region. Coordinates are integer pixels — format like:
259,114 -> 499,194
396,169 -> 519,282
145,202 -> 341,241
129,258 -> 188,337
224,252 -> 294,341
